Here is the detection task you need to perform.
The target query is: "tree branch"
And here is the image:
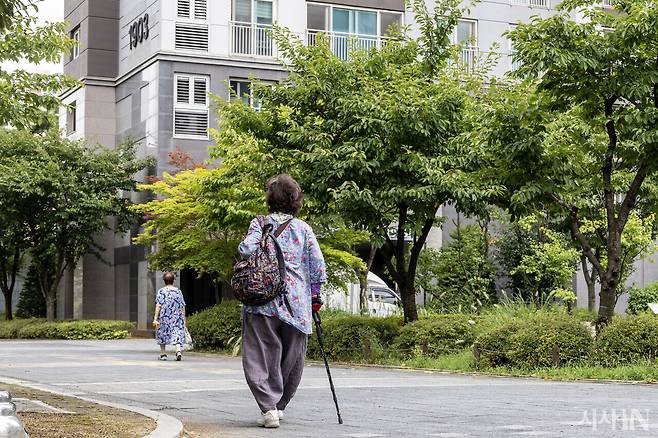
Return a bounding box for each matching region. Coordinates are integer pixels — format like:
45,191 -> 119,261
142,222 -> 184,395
569,208 -> 604,279
618,164 -> 648,230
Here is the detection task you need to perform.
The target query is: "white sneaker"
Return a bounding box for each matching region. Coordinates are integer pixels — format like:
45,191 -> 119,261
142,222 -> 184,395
278,410 -> 284,421
257,410 -> 280,428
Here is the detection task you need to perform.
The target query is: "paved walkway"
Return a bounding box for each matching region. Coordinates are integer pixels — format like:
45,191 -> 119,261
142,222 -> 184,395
2,339 -> 658,437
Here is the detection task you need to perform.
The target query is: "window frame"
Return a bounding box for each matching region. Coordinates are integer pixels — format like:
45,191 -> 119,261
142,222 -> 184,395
229,78 -> 263,111
306,2 -> 403,38
173,74 -> 210,140
452,19 -> 478,47
71,27 -> 80,60
66,101 -> 77,136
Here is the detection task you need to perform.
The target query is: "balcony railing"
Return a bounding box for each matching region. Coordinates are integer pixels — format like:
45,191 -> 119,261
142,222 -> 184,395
600,0 -> 613,7
460,46 -> 479,72
510,0 -> 549,7
307,30 -> 387,60
230,21 -> 274,57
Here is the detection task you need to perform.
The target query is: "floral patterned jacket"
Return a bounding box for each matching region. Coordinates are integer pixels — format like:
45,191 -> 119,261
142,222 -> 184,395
238,214 -> 327,334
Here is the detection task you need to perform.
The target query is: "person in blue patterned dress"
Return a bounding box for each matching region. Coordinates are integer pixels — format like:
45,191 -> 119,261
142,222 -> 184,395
238,174 -> 327,429
152,272 -> 187,361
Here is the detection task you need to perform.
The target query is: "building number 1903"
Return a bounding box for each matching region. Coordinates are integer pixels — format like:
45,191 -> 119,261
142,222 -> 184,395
129,13 -> 149,50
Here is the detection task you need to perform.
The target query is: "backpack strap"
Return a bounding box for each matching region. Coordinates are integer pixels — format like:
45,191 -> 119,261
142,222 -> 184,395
273,219 -> 292,238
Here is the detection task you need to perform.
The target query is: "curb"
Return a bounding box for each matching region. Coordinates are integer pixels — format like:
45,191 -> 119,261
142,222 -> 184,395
0,376 -> 183,438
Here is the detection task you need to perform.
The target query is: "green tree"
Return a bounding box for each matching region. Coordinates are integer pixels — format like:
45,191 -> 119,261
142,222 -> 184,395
0,14 -> 77,130
213,1 -> 499,322
483,0 -> 658,326
134,133 -> 367,300
15,261 -> 47,318
0,130 -> 150,320
0,3 -> 77,319
417,224 -> 496,313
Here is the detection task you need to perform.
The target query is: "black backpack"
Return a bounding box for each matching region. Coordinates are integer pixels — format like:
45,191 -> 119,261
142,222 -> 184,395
231,218 -> 294,315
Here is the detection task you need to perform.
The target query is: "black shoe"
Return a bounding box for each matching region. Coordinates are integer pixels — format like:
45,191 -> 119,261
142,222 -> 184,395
176,351 -> 182,361
159,354 -> 167,361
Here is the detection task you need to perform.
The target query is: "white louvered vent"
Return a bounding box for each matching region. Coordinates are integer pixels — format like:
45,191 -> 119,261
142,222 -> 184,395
174,74 -> 209,138
177,0 -> 190,18
194,0 -> 207,20
174,111 -> 209,137
175,23 -> 209,51
193,78 -> 207,105
176,76 -> 190,103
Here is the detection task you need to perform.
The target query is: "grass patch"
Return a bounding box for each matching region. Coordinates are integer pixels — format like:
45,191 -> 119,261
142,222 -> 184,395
6,383 -> 155,438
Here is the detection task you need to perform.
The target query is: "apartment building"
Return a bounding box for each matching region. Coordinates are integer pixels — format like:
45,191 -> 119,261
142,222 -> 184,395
55,0 -> 625,326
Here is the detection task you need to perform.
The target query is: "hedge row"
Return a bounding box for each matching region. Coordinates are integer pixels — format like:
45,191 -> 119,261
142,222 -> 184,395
0,318 -> 134,340
185,303 -> 658,369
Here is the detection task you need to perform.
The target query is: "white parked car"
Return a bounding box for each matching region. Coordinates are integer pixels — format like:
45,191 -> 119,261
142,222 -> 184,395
324,272 -> 401,317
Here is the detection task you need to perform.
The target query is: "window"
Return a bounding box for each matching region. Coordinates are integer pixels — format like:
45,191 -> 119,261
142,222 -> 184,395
454,20 -> 476,45
176,0 -> 209,51
452,20 -> 477,71
371,288 -> 399,305
174,75 -> 209,139
233,0 -> 273,24
231,0 -> 275,56
71,27 -> 80,60
307,4 -> 328,31
229,79 -> 261,110
306,4 -> 403,60
380,12 -> 401,36
66,102 -> 76,135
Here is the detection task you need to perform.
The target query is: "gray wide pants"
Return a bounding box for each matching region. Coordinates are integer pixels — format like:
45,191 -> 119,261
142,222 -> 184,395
242,312 -> 308,413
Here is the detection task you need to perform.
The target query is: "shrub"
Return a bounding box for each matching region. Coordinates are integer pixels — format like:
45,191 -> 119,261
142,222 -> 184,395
626,283 -> 658,315
16,320 -> 133,340
393,315 -> 477,358
0,319 -> 133,339
0,318 -> 41,338
476,311 -> 593,369
594,314 -> 658,366
307,315 -> 402,361
187,301 -> 242,350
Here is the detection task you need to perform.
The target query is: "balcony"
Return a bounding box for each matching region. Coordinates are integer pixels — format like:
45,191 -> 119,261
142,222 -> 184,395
230,21 -> 274,57
509,0 -> 549,7
600,0 -> 613,7
306,30 -> 388,60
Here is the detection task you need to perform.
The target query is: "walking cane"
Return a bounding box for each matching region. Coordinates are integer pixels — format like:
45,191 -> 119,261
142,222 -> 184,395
312,310 -> 343,424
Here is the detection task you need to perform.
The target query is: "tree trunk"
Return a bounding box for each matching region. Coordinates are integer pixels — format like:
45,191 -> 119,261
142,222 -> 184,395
358,245 -> 377,316
46,296 -> 56,321
587,270 -> 597,312
401,280 -> 418,323
358,271 -> 369,316
2,289 -> 12,320
597,275 -> 617,327
580,255 -> 597,312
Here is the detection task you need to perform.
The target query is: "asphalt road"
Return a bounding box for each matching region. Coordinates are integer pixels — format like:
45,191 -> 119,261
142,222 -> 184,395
2,339 -> 658,437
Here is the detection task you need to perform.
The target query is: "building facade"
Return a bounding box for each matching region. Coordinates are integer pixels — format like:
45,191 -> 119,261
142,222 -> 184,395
52,0 -> 626,325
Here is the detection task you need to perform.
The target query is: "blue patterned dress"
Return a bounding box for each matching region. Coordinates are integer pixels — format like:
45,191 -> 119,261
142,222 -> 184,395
239,214 -> 327,334
155,286 -> 186,345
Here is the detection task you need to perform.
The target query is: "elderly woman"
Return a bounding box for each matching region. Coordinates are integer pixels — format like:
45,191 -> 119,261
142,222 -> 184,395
238,174 -> 327,428
152,272 -> 186,361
